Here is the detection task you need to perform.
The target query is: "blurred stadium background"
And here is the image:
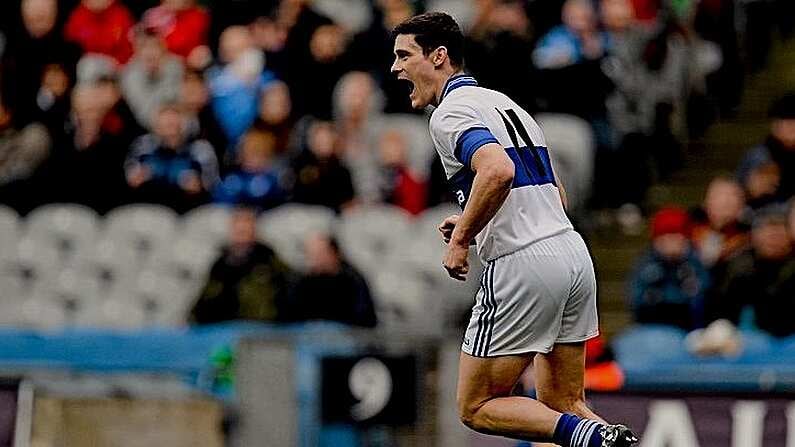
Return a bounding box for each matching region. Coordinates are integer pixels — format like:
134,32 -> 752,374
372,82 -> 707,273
0,0 -> 793,445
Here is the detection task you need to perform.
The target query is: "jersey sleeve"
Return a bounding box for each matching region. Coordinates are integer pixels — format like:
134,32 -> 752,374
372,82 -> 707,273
430,102 -> 499,170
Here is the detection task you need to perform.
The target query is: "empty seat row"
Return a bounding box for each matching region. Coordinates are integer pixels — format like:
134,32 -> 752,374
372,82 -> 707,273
0,202 -> 484,330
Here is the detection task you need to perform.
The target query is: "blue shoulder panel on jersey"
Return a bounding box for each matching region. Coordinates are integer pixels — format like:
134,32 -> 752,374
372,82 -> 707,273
455,127 -> 499,168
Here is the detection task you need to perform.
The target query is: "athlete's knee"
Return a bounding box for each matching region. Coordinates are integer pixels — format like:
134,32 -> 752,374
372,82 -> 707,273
457,397 -> 489,432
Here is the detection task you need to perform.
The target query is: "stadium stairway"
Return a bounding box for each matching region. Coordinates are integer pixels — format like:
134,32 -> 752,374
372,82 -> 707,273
591,35 -> 795,339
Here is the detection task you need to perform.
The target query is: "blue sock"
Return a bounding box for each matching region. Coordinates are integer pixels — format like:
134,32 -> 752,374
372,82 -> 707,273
553,413 -> 605,447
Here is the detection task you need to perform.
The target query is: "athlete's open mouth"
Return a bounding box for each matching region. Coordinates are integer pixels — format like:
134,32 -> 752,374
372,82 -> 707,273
399,77 -> 415,95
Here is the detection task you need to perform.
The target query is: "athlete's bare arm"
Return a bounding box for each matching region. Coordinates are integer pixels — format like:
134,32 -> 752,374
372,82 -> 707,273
442,143 -> 514,280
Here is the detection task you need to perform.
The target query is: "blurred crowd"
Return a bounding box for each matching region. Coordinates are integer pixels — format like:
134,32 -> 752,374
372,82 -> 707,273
627,93 -> 795,343
1,0 -> 792,221
0,0 -> 793,330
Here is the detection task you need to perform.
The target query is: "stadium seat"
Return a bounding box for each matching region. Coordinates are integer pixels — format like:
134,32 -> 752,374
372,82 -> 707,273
369,268 -> 430,331
26,268 -> 103,328
0,205 -> 19,261
23,204 -> 99,265
613,325 -> 690,369
13,237 -> 61,293
20,297 -> 68,329
258,204 -> 338,271
535,113 -> 595,216
407,205 -> 483,328
425,0 -> 476,31
103,204 -> 179,269
379,114 -> 436,179
312,0 -> 372,33
337,204 -> 412,276
180,205 -> 232,250
75,240 -> 139,298
127,270 -> 193,327
154,237 -> 218,300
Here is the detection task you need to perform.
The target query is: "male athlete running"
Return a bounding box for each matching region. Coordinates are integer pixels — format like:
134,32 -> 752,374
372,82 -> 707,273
391,12 -> 638,447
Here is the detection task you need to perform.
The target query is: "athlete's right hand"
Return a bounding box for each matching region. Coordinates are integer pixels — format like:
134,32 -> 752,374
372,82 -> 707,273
438,214 -> 460,244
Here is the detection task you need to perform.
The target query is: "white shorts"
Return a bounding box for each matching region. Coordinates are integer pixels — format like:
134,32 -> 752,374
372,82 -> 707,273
462,230 -> 599,357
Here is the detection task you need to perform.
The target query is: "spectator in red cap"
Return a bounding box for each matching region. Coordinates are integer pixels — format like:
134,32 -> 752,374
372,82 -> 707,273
627,207 -> 710,330
64,0 -> 135,65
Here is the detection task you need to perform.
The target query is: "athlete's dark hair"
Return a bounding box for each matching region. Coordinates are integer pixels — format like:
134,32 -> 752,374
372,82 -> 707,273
392,12 -> 464,68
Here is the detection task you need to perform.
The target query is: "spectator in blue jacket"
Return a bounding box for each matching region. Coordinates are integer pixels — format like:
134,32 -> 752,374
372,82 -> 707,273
532,0 -> 609,70
213,128 -> 287,210
125,102 -> 219,212
628,207 -> 710,330
207,25 -> 275,150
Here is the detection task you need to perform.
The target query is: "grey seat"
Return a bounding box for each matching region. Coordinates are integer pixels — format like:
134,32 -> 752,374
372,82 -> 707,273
425,0 -> 476,31
26,268 -> 102,328
403,205 -> 484,328
103,205 -> 179,270
24,204 -> 100,265
535,113 -> 595,217
181,205 -> 232,250
378,114 -> 436,179
155,237 -> 219,300
338,205 -> 413,277
258,204 -> 338,271
13,237 -> 61,294
123,270 -> 193,327
370,268 -> 430,331
312,0 -> 372,33
0,205 -> 19,261
76,240 -> 139,298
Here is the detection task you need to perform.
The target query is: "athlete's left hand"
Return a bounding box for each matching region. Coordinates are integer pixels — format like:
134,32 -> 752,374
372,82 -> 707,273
443,242 -> 469,281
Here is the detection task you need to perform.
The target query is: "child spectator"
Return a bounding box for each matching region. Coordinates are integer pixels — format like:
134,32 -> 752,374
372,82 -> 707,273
253,80 -> 294,156
627,207 -> 710,330
125,103 -> 218,212
121,28 -> 184,129
64,0 -> 135,65
290,118 -> 355,213
191,206 -> 294,324
214,129 -> 287,210
291,233 -> 377,327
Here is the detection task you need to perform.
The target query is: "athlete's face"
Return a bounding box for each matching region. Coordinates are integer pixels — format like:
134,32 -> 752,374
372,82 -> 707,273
391,34 -> 438,109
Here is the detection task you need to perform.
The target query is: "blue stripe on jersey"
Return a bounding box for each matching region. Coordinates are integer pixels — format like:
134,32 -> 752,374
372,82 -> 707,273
455,127 -> 499,168
447,145 -> 556,209
440,74 -> 479,102
504,146 -> 557,188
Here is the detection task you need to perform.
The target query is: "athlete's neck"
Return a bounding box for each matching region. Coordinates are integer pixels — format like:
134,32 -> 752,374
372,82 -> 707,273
434,69 -> 464,106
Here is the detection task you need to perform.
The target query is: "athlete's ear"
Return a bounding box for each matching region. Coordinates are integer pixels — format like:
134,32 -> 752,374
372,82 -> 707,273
433,46 -> 448,67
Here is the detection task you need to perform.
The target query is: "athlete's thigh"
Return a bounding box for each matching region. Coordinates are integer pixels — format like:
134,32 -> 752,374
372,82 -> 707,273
533,342 -> 587,407
457,352 -> 534,409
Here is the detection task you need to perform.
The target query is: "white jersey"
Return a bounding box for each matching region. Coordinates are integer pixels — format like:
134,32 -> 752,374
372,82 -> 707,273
429,74 -> 573,262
